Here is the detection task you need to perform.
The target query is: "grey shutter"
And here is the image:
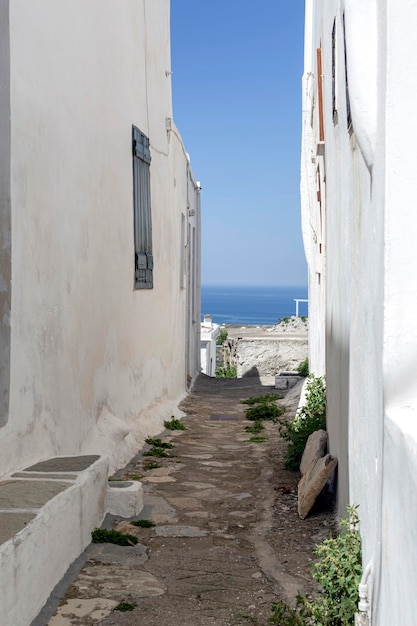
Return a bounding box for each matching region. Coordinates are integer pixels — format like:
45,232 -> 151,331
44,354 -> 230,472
132,126 -> 153,288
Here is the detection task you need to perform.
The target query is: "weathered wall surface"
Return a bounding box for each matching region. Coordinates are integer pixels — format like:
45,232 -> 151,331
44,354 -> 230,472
0,0 -> 200,476
236,337 -> 308,377
302,1 -> 417,623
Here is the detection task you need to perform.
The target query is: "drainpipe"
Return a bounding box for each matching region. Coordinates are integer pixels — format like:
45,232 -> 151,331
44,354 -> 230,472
355,562 -> 372,626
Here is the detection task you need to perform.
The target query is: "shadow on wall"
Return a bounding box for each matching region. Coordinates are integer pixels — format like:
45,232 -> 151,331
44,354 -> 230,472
242,366 -> 261,380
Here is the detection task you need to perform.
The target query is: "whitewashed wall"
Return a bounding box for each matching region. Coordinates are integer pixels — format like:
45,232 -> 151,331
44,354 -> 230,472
0,0 -> 200,475
302,1 -> 417,623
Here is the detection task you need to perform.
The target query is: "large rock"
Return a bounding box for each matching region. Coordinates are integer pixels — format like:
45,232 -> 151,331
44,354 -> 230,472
300,429 -> 328,476
298,454 -> 338,519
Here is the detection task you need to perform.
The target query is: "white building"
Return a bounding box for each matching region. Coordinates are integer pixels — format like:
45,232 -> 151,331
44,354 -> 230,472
200,315 -> 220,377
302,1 -> 417,623
0,1 -> 200,623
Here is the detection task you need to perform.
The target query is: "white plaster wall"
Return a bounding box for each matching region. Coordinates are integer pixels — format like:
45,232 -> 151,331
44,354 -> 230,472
0,0 -> 200,475
303,0 -> 417,622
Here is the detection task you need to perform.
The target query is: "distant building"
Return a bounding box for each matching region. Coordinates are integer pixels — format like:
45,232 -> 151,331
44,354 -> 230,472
200,315 -> 220,377
302,1 -> 417,623
0,1 -> 200,623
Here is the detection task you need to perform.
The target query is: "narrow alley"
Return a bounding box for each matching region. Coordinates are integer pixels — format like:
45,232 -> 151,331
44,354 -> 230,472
38,375 -> 332,626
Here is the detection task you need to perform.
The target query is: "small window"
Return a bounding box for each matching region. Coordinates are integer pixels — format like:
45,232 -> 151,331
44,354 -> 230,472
317,48 -> 325,141
132,125 -> 153,289
342,14 -> 352,129
332,19 -> 337,122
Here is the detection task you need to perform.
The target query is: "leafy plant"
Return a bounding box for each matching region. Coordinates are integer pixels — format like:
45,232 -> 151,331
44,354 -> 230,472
245,402 -> 285,421
164,416 -> 186,430
113,602 -> 138,612
268,506 -> 362,626
306,505 -> 362,624
245,420 -> 264,434
249,436 -> 268,443
278,375 -> 326,470
144,460 -> 161,470
216,328 -> 228,345
215,364 -> 237,378
130,519 -> 155,528
268,597 -> 306,625
145,438 -> 173,449
297,357 -> 309,377
91,528 -> 138,546
143,447 -> 169,458
281,316 -> 290,324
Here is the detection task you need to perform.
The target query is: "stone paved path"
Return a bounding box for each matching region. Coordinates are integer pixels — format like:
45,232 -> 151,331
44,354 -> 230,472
38,374 -> 328,626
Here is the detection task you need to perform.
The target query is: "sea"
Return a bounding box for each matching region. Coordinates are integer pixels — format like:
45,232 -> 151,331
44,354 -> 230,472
201,285 -> 308,326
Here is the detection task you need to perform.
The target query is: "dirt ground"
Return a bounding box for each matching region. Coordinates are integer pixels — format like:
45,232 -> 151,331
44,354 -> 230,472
43,374 -> 335,626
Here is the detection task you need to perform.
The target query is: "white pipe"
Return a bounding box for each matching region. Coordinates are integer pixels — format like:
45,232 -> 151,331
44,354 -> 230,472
358,561 -> 372,615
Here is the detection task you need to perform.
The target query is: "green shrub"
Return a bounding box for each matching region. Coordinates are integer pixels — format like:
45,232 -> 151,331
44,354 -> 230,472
216,328 -> 228,345
145,438 -> 173,449
143,447 -> 169,458
245,402 -> 285,421
130,519 -> 155,528
245,420 -> 264,434
113,602 -> 138,612
278,375 -> 326,470
215,364 -> 237,378
297,357 -> 309,377
144,460 -> 161,470
164,416 -> 186,430
91,528 -> 138,546
268,506 -> 362,626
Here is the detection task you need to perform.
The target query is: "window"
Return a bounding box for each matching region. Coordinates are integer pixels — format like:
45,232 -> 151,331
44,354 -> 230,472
342,13 -> 352,129
132,125 -> 153,289
317,48 -> 325,141
332,19 -> 337,122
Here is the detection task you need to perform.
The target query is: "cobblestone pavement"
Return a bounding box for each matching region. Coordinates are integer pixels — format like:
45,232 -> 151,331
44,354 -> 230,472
37,374 -> 332,626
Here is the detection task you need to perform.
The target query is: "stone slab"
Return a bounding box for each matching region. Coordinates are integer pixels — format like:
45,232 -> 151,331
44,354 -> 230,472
72,566 -> 165,598
0,512 -> 36,544
275,375 -> 301,390
25,455 -> 100,472
155,525 -> 208,538
49,598 -> 119,624
88,542 -> 148,567
300,429 -> 328,476
298,454 -> 338,519
11,473 -> 78,480
210,414 -> 239,421
0,480 -> 70,509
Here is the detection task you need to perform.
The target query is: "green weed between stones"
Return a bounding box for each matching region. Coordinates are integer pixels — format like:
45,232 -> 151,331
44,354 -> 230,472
144,460 -> 161,470
245,402 -> 285,421
164,416 -> 186,430
143,447 -> 169,458
91,528 -> 138,546
297,357 -> 309,377
245,420 -> 264,434
242,393 -> 285,422
113,602 -> 138,612
248,436 -> 268,443
268,506 -> 362,625
130,519 -> 155,528
278,374 -> 326,470
145,438 -> 173,449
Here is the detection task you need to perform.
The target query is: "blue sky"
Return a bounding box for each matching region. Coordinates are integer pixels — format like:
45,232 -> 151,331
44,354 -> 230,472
170,1 -> 307,287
